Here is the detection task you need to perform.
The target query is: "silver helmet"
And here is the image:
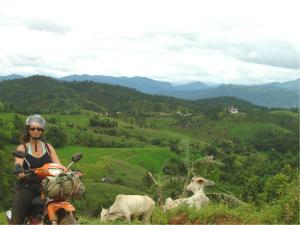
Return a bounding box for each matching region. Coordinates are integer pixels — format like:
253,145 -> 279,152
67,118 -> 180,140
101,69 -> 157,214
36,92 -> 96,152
25,114 -> 46,129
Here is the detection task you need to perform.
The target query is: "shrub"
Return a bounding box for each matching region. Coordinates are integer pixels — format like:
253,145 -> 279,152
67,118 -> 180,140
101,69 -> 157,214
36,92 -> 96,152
48,117 -> 57,124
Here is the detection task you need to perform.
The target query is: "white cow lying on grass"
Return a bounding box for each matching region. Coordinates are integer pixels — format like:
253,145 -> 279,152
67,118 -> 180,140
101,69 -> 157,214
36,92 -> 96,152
100,194 -> 155,224
164,176 -> 214,211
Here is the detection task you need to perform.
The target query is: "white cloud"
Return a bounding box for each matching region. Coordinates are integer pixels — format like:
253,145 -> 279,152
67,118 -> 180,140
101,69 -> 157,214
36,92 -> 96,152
0,0 -> 299,84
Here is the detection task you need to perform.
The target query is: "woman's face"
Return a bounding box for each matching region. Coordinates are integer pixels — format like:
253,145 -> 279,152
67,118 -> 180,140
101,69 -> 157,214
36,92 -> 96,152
29,122 -> 44,139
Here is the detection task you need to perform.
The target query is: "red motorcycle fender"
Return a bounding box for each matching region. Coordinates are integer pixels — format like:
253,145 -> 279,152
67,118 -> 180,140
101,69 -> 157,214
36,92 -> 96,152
47,201 -> 75,221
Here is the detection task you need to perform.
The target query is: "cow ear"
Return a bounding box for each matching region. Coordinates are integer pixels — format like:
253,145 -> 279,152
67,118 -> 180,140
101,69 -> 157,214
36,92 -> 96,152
196,178 -> 205,184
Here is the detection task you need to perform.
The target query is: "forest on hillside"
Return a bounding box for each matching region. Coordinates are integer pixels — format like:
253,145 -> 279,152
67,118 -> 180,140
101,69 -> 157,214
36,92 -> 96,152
0,75 -> 263,115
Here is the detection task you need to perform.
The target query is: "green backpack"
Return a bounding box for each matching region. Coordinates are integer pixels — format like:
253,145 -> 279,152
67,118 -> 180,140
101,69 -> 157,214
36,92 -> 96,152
42,172 -> 85,199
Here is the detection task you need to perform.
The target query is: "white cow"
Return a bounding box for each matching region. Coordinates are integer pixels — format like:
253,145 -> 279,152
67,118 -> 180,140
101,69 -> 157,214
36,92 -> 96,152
164,176 -> 214,211
100,194 -> 155,224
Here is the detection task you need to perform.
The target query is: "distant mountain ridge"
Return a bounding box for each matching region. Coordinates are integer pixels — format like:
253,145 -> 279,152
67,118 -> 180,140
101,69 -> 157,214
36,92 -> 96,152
60,74 -> 176,93
1,74 -> 299,108
163,84 -> 299,108
60,74 -> 215,93
0,74 -> 24,81
60,75 -> 300,108
260,79 -> 300,91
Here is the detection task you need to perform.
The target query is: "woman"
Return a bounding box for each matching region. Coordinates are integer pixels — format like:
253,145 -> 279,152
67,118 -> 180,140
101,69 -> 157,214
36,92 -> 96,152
11,114 -> 61,224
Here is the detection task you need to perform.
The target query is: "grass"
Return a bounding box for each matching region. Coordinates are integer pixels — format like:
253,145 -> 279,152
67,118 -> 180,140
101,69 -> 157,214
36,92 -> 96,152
269,110 -> 299,119
42,113 -> 199,147
145,116 -> 177,129
2,111 -> 292,148
57,146 -> 176,193
0,211 -> 7,225
174,119 -> 292,144
73,203 -> 288,224
57,146 -> 175,172
150,203 -> 295,224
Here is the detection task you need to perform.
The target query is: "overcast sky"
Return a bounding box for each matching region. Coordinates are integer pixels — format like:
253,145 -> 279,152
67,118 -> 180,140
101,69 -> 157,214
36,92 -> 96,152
0,0 -> 299,84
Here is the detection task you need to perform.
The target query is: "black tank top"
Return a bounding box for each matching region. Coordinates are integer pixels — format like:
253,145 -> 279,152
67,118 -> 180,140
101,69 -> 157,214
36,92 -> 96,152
23,142 -> 52,170
23,152 -> 52,170
20,142 -> 52,187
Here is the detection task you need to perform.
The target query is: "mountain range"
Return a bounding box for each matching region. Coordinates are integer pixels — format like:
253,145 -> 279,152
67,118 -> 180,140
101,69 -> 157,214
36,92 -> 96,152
1,74 -> 299,108
0,75 -> 258,115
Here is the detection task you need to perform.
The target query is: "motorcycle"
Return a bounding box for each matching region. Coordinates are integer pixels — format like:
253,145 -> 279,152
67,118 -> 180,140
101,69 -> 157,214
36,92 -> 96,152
6,151 -> 83,225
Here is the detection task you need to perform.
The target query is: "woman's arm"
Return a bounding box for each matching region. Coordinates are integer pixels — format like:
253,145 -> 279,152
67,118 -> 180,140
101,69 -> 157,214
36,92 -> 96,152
15,145 -> 25,165
47,143 -> 61,164
15,145 -> 25,178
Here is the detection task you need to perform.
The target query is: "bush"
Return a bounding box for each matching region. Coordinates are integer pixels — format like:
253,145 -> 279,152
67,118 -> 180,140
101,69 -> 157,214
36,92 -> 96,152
275,179 -> 299,223
89,117 -> 118,128
151,138 -> 168,146
162,158 -> 187,176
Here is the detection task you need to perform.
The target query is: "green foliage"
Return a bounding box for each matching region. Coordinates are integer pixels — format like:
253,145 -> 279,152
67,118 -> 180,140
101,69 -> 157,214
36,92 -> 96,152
47,117 -> 57,124
261,173 -> 290,203
0,211 -> 7,224
89,116 -> 118,128
251,128 -> 296,153
0,76 -> 201,114
151,207 -> 169,224
269,110 -> 299,133
162,157 -> 187,176
0,118 -> 10,148
0,148 -> 14,210
45,126 -> 67,148
276,179 -> 300,223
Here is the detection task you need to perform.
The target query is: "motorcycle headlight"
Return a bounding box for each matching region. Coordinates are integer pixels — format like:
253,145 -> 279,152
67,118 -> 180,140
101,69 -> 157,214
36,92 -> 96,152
48,168 -> 64,176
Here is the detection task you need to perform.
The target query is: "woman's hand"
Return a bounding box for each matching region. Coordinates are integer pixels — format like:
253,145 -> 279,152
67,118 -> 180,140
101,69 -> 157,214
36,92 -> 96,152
76,171 -> 83,177
17,172 -> 25,179
15,163 -> 25,179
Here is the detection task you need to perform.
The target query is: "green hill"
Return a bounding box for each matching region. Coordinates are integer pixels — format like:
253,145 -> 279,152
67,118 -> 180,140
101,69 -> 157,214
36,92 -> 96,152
0,75 -> 262,115
0,76 -> 298,224
163,82 -> 299,108
0,75 -> 197,114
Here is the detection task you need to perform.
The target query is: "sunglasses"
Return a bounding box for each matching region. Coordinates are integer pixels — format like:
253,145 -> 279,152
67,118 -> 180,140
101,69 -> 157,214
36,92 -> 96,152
29,127 -> 44,131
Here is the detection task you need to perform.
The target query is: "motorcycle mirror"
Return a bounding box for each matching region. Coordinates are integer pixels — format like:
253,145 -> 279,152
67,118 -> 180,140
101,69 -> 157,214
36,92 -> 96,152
72,153 -> 83,163
12,150 -> 26,158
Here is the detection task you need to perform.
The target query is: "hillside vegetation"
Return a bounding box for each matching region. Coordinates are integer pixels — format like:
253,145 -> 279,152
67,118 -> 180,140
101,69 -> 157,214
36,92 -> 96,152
0,76 -> 299,224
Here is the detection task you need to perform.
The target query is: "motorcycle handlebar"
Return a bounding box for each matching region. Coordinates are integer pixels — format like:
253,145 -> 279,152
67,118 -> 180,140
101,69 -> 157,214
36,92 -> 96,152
18,169 -> 36,180
24,169 -> 35,176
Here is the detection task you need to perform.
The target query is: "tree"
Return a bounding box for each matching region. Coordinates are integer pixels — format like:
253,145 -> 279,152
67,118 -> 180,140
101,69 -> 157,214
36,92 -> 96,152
13,114 -> 23,130
45,126 -> 67,148
0,148 -> 14,210
261,173 -> 289,203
